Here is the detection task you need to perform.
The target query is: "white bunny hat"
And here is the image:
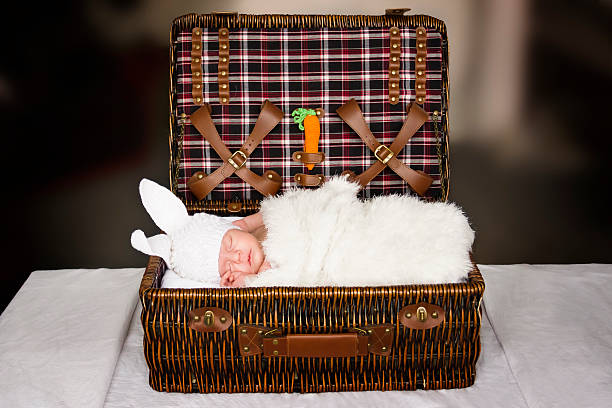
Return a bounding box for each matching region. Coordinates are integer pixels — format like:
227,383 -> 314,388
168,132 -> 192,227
130,179 -> 237,284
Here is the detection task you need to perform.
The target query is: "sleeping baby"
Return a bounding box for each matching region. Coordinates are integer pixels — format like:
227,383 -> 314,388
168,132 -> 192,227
131,175 -> 475,288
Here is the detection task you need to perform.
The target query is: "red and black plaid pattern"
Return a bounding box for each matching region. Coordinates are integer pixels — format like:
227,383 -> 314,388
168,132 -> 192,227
174,27 -> 446,201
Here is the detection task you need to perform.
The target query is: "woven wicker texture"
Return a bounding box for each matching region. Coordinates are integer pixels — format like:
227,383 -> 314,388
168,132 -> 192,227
140,257 -> 484,392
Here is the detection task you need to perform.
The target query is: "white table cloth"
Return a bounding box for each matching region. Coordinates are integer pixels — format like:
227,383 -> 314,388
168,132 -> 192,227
0,268 -> 143,408
1,264 -> 610,408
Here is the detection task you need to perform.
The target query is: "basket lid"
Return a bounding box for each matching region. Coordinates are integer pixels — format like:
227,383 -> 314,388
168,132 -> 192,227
169,13 -> 449,213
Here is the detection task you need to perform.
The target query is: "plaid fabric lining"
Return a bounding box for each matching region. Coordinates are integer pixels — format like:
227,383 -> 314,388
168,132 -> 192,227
174,27 -> 446,201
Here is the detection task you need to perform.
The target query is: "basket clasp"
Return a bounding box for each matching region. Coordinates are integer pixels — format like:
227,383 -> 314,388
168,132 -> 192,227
203,310 -> 214,326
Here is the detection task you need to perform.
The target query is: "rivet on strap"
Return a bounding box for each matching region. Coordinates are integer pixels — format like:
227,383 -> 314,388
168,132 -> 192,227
415,26 -> 427,105
218,28 -> 230,105
191,27 -> 204,106
389,26 -> 401,105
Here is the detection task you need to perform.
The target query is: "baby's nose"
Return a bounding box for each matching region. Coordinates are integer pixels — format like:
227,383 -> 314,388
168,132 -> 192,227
229,250 -> 243,264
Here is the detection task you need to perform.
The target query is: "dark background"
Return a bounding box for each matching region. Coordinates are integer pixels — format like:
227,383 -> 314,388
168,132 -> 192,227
1,1 -> 610,312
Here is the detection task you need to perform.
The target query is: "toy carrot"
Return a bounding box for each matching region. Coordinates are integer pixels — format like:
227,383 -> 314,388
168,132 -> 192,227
292,108 -> 320,170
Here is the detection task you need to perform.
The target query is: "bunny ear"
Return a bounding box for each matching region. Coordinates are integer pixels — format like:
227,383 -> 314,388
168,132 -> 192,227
130,230 -> 171,265
139,178 -> 189,234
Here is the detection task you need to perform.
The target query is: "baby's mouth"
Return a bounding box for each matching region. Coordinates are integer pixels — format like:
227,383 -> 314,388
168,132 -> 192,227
248,250 -> 252,267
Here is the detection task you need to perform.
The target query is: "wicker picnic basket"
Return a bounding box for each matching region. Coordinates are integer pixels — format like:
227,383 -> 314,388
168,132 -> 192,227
139,10 -> 485,393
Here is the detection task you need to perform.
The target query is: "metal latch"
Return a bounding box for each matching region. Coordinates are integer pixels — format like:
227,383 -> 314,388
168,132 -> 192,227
399,302 -> 445,330
416,306 -> 427,322
203,310 -> 214,326
189,307 -> 232,333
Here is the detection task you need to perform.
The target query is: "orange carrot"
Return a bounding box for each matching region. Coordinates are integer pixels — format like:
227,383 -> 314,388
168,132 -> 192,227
292,108 -> 321,171
303,114 -> 320,170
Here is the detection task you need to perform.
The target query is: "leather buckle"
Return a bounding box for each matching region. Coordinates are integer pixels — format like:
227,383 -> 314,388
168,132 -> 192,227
374,144 -> 394,164
228,150 -> 247,169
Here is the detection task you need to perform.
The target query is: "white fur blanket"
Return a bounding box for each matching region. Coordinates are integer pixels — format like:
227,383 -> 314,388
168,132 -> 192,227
245,176 -> 475,287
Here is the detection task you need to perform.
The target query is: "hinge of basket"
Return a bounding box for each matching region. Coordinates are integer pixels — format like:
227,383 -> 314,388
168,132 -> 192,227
263,328 -> 282,337
385,8 -> 411,16
352,327 -> 369,336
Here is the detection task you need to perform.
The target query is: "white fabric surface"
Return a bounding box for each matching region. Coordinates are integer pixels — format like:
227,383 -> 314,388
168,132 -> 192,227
161,268 -> 218,288
250,176 -> 475,286
0,268 -> 144,408
2,264 -> 611,408
480,264 -> 612,408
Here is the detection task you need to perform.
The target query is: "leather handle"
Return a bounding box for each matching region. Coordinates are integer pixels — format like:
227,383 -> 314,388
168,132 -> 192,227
239,324 -> 393,357
263,333 -> 369,358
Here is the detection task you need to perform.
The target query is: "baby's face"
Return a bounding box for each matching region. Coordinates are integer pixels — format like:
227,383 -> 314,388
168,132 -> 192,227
218,229 -> 266,287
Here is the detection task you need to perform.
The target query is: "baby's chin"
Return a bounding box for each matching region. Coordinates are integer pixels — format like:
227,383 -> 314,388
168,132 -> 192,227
251,255 -> 264,275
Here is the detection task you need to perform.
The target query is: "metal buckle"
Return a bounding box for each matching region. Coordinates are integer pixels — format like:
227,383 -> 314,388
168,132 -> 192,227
263,328 -> 281,337
228,150 -> 247,170
352,327 -> 369,336
374,144 -> 394,164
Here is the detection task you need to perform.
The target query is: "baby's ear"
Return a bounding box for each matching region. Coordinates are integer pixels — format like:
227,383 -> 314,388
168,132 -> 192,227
130,230 -> 171,265
139,178 -> 189,234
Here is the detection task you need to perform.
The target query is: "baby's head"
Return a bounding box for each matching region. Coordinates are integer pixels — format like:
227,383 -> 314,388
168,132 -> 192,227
218,228 -> 266,287
131,178 -> 267,287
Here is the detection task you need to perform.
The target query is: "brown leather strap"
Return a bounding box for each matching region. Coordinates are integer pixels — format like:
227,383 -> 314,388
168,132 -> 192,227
292,151 -> 325,165
415,26 -> 427,105
218,27 -> 230,104
336,98 -> 433,196
294,173 -> 325,187
186,100 -> 283,199
238,325 -> 393,358
263,333 -> 368,358
389,26 -> 401,104
191,27 -> 204,105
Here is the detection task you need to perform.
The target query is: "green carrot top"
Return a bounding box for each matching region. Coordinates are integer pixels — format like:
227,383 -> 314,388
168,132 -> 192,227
291,108 -> 317,131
